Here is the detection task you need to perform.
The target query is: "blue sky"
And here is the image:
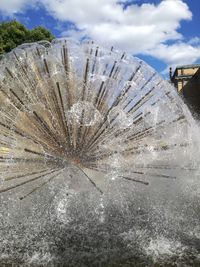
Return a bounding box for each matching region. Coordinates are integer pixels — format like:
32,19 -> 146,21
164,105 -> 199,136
0,0 -> 199,77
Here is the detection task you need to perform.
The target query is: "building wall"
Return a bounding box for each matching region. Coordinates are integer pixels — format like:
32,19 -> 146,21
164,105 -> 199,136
171,66 -> 200,117
181,68 -> 200,116
177,67 -> 199,76
177,81 -> 183,92
175,67 -> 199,92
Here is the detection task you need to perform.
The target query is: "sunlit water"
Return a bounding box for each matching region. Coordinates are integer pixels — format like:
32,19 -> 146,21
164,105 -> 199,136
0,39 -> 199,267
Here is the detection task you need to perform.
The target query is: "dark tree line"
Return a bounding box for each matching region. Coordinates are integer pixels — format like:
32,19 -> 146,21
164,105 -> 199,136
0,20 -> 54,56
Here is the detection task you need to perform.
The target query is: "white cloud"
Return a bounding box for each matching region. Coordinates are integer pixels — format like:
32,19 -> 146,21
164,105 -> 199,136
149,42 -> 200,66
41,0 -> 198,69
1,0 -> 199,71
41,0 -> 192,54
188,37 -> 200,46
148,42 -> 200,74
0,0 -> 36,15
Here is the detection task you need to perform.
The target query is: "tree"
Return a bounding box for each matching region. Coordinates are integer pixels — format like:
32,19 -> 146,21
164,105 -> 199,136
0,20 -> 54,56
28,26 -> 54,42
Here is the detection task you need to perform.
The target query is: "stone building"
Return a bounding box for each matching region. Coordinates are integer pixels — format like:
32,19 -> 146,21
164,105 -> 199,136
170,64 -> 200,116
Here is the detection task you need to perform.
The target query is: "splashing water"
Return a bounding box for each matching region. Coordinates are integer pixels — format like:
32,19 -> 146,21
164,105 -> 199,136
0,39 -> 199,267
67,101 -> 103,126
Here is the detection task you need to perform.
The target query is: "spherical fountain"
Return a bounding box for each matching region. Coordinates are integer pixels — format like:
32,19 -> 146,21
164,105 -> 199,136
0,39 -> 199,267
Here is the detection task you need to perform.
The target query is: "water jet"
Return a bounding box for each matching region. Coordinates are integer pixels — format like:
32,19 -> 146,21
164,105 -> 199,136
0,39 -> 199,267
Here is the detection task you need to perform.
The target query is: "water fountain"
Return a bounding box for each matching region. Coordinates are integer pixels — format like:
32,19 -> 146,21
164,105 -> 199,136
0,39 -> 199,267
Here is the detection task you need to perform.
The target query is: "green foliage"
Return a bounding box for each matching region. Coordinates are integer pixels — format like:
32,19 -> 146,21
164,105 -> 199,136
0,20 -> 54,56
28,26 -> 54,42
